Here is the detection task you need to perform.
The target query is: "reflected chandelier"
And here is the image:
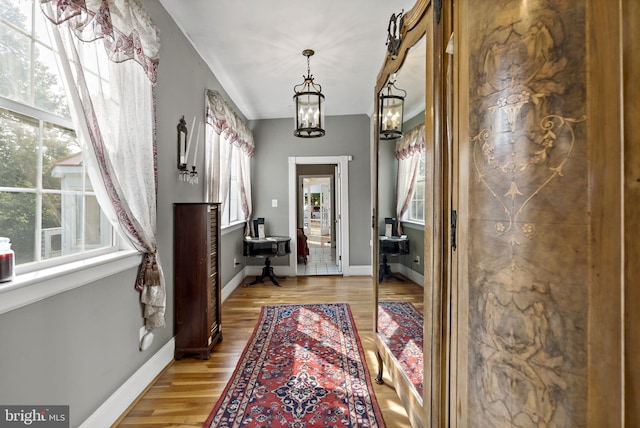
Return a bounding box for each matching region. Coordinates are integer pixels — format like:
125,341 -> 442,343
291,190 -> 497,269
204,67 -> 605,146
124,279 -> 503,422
379,73 -> 406,140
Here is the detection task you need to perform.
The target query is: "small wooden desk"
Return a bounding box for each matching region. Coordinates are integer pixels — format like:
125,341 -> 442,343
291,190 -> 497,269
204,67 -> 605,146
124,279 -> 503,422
243,236 -> 291,286
379,235 -> 410,283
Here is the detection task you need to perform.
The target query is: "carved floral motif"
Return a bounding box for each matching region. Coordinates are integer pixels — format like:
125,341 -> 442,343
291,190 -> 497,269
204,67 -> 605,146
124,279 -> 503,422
467,1 -> 587,426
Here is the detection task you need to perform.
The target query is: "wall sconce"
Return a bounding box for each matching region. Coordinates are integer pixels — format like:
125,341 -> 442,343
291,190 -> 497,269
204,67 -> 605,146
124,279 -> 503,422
293,49 -> 325,138
386,10 -> 404,59
177,115 -> 200,184
379,74 -> 406,140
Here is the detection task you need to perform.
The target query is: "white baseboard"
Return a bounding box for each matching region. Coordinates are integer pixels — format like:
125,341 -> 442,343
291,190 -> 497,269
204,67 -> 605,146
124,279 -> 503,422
80,337 -> 174,428
390,262 -> 425,287
246,264 -> 373,277
222,267 -> 246,302
404,266 -> 424,286
348,265 -> 372,276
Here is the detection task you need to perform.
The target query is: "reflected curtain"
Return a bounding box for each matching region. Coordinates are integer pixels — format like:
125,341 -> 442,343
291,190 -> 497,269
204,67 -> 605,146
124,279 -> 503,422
41,0 -> 166,329
395,124 -> 425,234
205,90 -> 254,231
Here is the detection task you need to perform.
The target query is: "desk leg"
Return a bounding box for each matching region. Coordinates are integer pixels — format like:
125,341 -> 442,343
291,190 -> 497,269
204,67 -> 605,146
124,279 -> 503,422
247,257 -> 281,286
379,254 -> 405,283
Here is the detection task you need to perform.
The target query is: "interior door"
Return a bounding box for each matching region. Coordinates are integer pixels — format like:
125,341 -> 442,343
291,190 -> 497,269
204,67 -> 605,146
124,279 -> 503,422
320,180 -> 331,237
334,165 -> 342,270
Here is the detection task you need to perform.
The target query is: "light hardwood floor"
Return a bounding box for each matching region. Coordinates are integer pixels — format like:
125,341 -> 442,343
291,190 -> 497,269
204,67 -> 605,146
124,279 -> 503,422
115,275 -> 422,427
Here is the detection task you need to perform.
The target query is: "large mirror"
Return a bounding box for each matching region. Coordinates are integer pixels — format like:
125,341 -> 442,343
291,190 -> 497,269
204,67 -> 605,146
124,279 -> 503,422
376,34 -> 426,393
372,2 -> 433,426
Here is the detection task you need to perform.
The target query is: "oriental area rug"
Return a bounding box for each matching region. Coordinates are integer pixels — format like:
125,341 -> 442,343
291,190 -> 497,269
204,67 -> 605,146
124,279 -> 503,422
204,303 -> 385,427
377,301 -> 424,396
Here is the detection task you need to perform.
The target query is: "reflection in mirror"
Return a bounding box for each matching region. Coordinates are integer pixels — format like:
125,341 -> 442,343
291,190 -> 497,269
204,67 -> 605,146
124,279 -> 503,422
379,75 -> 406,140
376,34 -> 426,401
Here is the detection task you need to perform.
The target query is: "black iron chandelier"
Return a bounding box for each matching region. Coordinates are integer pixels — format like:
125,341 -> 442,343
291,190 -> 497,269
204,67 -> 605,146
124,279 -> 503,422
293,49 -> 325,138
379,73 -> 406,140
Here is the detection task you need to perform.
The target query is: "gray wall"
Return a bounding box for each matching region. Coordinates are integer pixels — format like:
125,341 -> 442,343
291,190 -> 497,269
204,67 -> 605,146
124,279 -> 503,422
378,137 -> 397,226
250,115 -> 372,267
0,1 -> 248,425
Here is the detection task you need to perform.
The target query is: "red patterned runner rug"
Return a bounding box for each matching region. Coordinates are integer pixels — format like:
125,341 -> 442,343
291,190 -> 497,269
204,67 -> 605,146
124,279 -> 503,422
377,301 -> 424,396
204,303 -> 386,427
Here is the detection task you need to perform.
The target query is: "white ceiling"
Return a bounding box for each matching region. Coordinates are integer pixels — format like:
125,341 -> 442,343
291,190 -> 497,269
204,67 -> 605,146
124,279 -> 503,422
158,0 -> 417,121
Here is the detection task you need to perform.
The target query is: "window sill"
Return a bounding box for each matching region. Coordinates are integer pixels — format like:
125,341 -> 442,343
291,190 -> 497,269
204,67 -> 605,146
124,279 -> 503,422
401,220 -> 425,231
0,250 -> 142,316
221,221 -> 246,236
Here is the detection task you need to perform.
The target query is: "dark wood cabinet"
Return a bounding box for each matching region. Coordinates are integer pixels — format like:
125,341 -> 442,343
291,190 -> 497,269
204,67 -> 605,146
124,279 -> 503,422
174,203 -> 222,359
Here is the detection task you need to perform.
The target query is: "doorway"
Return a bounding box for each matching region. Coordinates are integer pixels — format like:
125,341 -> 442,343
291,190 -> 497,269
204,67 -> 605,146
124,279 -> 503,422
288,155 -> 351,277
298,175 -> 339,275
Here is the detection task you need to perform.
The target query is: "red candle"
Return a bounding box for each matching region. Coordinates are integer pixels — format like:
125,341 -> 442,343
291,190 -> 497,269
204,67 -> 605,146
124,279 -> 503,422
0,237 -> 14,282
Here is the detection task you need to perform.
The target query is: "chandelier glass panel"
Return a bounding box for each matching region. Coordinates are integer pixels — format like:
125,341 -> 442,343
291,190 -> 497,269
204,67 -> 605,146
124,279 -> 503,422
379,74 -> 406,140
293,49 -> 325,138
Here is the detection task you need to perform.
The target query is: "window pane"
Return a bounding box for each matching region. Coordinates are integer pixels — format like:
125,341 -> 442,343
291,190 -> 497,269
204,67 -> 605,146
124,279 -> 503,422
43,122 -> 80,190
84,194 -> 110,248
0,191 -> 36,264
0,21 -> 31,105
406,152 -> 426,223
417,152 -> 425,176
34,43 -> 69,116
34,4 -> 52,47
42,192 -> 63,259
229,152 -> 238,223
415,201 -> 424,221
0,0 -> 32,32
414,180 -> 424,202
0,108 -> 39,188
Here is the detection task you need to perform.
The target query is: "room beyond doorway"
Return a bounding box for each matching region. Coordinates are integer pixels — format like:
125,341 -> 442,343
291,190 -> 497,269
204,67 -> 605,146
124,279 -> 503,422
288,155 -> 351,277
298,175 -> 340,275
301,176 -> 332,248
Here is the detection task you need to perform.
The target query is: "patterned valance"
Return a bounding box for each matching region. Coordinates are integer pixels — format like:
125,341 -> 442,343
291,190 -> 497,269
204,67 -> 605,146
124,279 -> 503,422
41,0 -> 160,83
206,90 -> 255,156
395,123 -> 426,159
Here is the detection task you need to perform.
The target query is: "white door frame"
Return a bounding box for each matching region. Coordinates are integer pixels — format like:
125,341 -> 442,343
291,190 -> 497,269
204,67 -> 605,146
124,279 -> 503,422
288,156 -> 351,276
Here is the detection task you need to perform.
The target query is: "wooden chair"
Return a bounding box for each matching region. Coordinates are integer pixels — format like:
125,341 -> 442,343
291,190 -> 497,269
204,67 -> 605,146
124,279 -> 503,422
297,227 -> 309,264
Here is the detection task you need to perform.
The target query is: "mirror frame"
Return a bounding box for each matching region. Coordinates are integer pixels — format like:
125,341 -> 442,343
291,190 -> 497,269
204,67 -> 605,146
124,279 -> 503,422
372,0 -> 450,426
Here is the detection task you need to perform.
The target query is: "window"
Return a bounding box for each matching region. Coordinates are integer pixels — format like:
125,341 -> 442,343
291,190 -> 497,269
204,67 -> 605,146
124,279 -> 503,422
406,152 -> 425,223
221,144 -> 243,226
0,0 -> 115,274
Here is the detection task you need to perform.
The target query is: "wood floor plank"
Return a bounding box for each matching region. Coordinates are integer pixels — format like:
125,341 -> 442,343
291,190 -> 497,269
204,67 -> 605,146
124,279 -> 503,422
115,275 -> 419,427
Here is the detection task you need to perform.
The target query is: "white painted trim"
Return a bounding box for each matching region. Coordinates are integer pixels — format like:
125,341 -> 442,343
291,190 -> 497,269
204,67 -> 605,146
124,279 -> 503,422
247,266 -> 371,279
390,262 -> 425,287
222,267 -> 246,301
221,221 -> 245,236
0,251 -> 142,315
349,265 -> 373,276
399,220 -> 425,231
80,338 -> 175,428
288,156 -> 351,277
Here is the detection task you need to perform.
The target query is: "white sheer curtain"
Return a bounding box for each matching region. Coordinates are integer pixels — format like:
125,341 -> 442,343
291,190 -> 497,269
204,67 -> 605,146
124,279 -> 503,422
42,0 -> 166,329
395,124 -> 426,234
205,90 -> 254,232
238,146 -> 253,231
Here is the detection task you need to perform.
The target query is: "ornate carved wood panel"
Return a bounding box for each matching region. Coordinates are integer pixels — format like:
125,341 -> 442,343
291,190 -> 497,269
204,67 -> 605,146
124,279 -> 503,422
462,1 -> 588,426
